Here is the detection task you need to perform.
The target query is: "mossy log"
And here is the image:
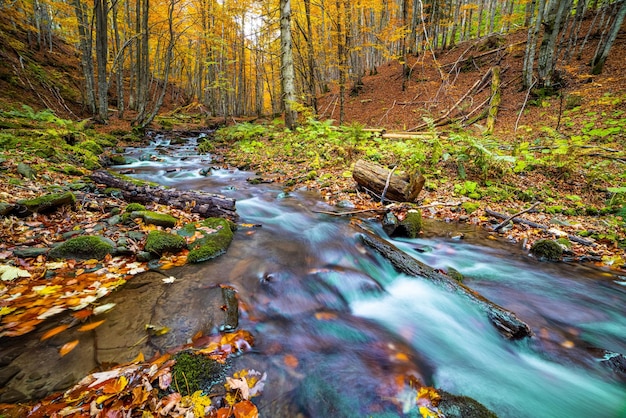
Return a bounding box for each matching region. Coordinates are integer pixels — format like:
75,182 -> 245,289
352,159 -> 425,202
358,227 -> 532,340
91,170 -> 237,220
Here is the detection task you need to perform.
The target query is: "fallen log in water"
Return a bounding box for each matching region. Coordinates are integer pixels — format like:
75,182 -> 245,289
358,227 -> 532,340
91,170 -> 238,220
352,159 -> 425,202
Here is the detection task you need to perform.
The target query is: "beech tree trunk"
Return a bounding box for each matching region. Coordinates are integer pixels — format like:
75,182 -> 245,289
91,170 -> 238,220
352,159 -> 425,202
280,0 -> 298,129
72,0 -> 96,115
94,0 -> 109,122
591,0 -> 626,74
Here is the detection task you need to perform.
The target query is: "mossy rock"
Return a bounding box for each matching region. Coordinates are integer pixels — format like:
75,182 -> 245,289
447,267 -> 464,282
130,210 -> 178,228
393,210 -> 423,238
144,230 -> 186,256
438,390 -> 498,418
110,154 -> 127,165
179,218 -> 235,263
49,236 -> 114,260
171,351 -> 228,396
530,239 -> 563,261
18,191 -> 76,213
125,203 -> 146,212
79,140 -> 103,155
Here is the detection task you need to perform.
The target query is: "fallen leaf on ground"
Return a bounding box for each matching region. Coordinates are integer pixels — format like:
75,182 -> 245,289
40,324 -> 69,340
77,320 -> 106,331
59,339 -> 79,356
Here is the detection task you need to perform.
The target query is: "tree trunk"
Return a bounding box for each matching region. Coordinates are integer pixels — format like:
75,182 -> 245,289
72,0 -> 96,114
336,0 -> 346,124
280,0 -> 298,129
139,0 -> 176,129
486,66 -> 501,134
94,0 -> 109,122
352,159 -> 425,202
591,0 -> 626,74
358,228 -> 533,340
522,0 -> 543,89
91,170 -> 238,220
303,0 -> 318,112
537,0 -> 573,89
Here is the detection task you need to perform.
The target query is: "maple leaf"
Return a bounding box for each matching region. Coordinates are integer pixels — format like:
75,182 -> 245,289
0,264 -> 31,281
226,376 -> 250,400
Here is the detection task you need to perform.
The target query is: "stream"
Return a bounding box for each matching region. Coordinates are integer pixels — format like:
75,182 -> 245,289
3,132 -> 626,417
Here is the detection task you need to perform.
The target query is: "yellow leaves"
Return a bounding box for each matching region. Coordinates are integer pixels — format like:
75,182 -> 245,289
417,386 -> 443,418
40,324 -> 69,340
180,390 -> 212,417
602,254 -> 624,268
0,306 -> 17,316
59,339 -> 79,357
33,284 -> 62,296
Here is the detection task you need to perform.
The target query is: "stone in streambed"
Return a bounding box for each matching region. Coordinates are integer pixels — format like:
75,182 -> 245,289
48,236 -> 114,260
129,211 -> 178,228
179,218 -> 235,263
530,239 -> 563,261
144,231 -> 186,256
437,390 -> 498,418
383,210 -> 423,238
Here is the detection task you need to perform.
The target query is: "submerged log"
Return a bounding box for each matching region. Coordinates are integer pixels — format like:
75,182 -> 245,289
358,227 -> 532,340
91,170 -> 237,220
352,159 -> 425,202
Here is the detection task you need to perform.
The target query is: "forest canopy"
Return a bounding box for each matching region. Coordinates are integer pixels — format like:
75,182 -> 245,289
1,0 -> 625,125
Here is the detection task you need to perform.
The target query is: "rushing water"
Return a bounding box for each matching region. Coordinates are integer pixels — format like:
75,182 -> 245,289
116,133 -> 626,417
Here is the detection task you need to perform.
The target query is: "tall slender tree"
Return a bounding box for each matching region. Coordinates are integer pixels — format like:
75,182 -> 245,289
280,0 -> 298,129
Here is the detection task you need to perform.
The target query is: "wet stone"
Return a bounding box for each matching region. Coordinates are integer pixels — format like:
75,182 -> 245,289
0,388 -> 27,403
0,365 -> 20,386
13,247 -> 48,258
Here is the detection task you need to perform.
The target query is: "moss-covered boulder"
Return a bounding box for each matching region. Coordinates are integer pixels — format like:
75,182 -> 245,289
130,210 -> 177,228
125,203 -> 146,212
18,191 -> 76,213
179,218 -> 235,263
530,239 -> 563,261
171,351 -> 227,396
144,230 -> 186,256
110,154 -> 127,165
388,210 -> 423,238
49,236 -> 114,260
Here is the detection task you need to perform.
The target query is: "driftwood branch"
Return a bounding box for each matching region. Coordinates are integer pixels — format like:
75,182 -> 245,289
358,226 -> 533,340
493,202 -> 542,231
485,208 -> 596,246
91,170 -> 238,220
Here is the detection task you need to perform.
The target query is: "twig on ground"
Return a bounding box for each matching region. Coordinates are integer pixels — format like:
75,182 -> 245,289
493,201 -> 541,231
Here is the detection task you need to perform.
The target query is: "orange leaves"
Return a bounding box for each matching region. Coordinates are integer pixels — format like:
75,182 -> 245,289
77,319 -> 106,331
59,339 -> 79,356
40,324 -> 69,340
283,353 -> 299,369
216,400 -> 259,418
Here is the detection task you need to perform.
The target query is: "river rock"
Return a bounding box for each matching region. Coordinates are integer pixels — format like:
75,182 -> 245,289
530,239 -> 563,261
144,230 -> 186,256
48,235 -> 114,260
438,390 -> 498,418
179,218 -> 235,263
18,191 -> 76,214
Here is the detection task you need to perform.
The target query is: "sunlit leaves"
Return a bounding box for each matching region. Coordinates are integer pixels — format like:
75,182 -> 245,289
77,320 -> 106,331
24,328 -> 263,417
0,264 -> 31,281
59,339 -> 79,356
40,324 -> 69,340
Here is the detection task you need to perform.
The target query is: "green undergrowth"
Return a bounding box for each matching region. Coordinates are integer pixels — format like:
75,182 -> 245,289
208,110 -> 625,247
0,106 -> 123,171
